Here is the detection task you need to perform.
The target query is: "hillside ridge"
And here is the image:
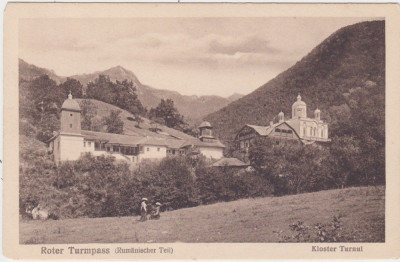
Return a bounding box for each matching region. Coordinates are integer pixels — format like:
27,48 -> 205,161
205,20 -> 385,146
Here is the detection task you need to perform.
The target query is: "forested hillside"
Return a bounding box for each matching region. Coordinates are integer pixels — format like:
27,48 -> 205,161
206,21 -> 385,148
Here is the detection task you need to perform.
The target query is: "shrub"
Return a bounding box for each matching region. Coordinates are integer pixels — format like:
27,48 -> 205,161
274,215 -> 344,242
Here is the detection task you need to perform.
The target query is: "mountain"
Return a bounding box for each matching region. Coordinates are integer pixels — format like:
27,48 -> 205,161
71,67 -> 241,123
205,20 -> 385,147
19,60 -> 242,123
19,59 -> 65,84
227,93 -> 245,102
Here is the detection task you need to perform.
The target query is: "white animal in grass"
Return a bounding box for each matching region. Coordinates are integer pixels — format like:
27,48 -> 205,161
26,204 -> 50,220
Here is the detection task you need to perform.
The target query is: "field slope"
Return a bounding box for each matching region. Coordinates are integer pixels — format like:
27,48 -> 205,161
20,186 -> 384,244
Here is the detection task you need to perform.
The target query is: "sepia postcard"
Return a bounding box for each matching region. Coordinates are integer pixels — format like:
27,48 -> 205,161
3,3 -> 400,260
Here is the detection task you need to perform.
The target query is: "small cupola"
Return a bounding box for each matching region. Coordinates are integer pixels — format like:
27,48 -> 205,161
278,111 -> 284,123
314,108 -> 321,121
199,121 -> 214,141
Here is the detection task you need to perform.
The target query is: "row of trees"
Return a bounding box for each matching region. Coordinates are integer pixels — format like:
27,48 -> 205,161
20,153 -> 273,219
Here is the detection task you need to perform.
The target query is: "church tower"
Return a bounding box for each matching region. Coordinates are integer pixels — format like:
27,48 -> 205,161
292,94 -> 307,119
54,93 -> 84,163
60,92 -> 82,134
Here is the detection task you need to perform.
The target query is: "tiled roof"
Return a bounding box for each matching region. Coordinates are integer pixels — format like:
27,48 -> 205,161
246,124 -> 270,136
181,138 -> 225,148
81,130 -> 144,146
137,136 -> 168,146
81,130 -> 221,149
164,139 -> 187,149
212,157 -> 248,167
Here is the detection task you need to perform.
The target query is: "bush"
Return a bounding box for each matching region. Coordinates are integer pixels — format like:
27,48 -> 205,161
196,167 -> 272,205
273,215 -> 344,242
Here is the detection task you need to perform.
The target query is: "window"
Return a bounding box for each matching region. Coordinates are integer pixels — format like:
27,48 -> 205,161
70,113 -> 73,117
157,148 -> 160,152
88,142 -> 91,146
321,130 -> 324,138
303,127 -> 306,136
70,124 -> 72,128
84,142 -> 86,147
95,142 -> 100,151
147,147 -> 150,152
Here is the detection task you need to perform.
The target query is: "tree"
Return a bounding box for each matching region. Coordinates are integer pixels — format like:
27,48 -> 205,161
149,99 -> 185,129
58,78 -> 83,98
115,80 -> 145,115
79,99 -> 98,130
25,75 -> 64,142
86,75 -> 145,116
134,114 -> 143,128
103,110 -> 124,134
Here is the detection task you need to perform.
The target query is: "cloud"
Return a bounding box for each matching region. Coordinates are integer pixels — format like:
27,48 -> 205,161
208,36 -> 281,55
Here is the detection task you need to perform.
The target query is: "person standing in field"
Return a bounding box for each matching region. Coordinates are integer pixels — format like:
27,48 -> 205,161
140,198 -> 148,222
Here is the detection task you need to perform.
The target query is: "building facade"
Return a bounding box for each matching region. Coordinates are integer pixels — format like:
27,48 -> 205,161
235,94 -> 330,155
48,95 -> 225,164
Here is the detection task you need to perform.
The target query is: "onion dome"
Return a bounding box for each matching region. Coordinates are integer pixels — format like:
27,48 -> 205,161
199,121 -> 212,128
292,93 -> 306,107
61,92 -> 81,112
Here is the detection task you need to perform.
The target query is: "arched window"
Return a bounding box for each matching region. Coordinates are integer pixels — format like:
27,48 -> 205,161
303,127 -> 306,136
314,127 -> 316,137
321,130 -> 324,138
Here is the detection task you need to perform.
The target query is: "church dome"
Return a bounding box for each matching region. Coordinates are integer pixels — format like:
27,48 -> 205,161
61,93 -> 81,112
199,121 -> 212,128
292,94 -> 306,108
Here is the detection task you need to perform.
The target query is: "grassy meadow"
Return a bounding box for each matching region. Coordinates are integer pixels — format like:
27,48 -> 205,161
20,186 -> 384,244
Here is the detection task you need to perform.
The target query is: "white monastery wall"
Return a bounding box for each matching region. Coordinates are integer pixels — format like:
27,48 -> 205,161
139,145 -> 167,160
199,147 -> 223,159
59,135 -> 84,161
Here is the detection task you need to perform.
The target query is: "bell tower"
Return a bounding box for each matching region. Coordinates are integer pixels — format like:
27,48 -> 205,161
60,92 -> 81,134
54,92 -> 84,163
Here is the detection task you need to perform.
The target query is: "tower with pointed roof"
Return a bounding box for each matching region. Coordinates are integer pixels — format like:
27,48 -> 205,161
52,93 -> 84,163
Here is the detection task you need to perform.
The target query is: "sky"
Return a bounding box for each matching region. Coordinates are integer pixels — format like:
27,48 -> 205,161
19,17 -> 374,97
